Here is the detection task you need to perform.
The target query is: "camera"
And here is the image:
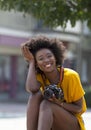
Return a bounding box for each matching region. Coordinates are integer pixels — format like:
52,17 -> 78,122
43,84 -> 64,100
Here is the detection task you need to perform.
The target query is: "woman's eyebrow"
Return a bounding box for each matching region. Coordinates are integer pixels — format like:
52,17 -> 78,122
38,52 -> 52,57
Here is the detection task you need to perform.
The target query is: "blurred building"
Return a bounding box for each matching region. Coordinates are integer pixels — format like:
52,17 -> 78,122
0,10 -> 91,101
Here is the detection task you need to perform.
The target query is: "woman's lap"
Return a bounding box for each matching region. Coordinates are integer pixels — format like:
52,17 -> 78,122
39,100 -> 80,130
27,95 -> 80,130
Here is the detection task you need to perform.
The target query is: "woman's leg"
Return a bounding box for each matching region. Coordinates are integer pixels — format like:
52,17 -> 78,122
38,100 -> 80,130
38,100 -> 53,130
51,103 -> 80,130
27,91 -> 43,130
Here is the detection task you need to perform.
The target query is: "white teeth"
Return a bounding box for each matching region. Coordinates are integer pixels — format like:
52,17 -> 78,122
46,64 -> 51,67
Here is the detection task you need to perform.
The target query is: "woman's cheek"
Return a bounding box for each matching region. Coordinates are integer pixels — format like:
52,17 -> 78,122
37,63 -> 43,70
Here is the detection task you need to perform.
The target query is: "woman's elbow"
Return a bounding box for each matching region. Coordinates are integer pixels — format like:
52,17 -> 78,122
26,85 -> 40,93
76,106 -> 82,113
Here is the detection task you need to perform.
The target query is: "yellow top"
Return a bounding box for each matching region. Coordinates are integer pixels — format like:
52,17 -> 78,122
37,68 -> 87,130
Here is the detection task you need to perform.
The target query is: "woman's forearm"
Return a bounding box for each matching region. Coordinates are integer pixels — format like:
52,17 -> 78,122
49,97 -> 82,114
60,102 -> 82,114
26,61 -> 40,93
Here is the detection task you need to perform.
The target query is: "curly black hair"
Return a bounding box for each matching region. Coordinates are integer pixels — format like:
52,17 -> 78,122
26,36 -> 65,72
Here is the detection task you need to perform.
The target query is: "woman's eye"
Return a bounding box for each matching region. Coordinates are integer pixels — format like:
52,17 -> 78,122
47,54 -> 52,58
37,54 -> 53,61
38,57 -> 44,61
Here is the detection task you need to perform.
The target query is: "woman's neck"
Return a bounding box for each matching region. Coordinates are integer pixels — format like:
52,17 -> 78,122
44,68 -> 60,84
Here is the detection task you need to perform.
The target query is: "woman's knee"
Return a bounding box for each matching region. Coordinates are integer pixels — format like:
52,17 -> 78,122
29,91 -> 42,101
39,100 -> 52,111
27,91 -> 43,108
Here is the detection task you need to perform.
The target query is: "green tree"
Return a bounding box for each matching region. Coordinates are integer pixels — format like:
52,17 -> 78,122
0,0 -> 91,28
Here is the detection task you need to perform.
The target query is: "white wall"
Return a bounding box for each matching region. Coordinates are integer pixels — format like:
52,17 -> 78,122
0,10 -> 37,36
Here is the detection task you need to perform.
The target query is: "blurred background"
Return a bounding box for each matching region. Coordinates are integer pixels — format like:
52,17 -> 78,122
0,1 -> 91,130
0,1 -> 91,107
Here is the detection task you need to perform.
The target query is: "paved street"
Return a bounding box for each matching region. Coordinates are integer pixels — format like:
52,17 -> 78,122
0,117 -> 26,130
82,109 -> 91,130
0,103 -> 90,130
0,102 -> 26,130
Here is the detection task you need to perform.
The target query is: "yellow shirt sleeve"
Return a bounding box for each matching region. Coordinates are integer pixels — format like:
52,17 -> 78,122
62,68 -> 85,102
62,68 -> 87,114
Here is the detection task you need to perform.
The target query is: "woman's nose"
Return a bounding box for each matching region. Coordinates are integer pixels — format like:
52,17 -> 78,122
44,58 -> 50,62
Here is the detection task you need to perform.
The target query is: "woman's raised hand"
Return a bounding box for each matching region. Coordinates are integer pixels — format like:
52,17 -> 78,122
21,43 -> 34,63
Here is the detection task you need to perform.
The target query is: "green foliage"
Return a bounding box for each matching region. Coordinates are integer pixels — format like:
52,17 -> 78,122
0,0 -> 91,28
84,87 -> 91,108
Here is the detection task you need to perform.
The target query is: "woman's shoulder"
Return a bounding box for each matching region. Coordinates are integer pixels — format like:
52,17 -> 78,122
63,68 -> 79,78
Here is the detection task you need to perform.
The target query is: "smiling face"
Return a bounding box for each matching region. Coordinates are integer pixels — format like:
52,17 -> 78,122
35,48 -> 57,73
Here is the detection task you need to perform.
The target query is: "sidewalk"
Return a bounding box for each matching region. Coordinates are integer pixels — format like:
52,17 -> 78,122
0,102 -> 27,118
0,102 -> 91,129
82,109 -> 91,130
0,102 -> 27,112
0,102 -> 90,114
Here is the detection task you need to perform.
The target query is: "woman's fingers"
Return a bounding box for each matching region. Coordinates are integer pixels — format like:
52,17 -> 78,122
21,44 -> 34,62
48,94 -> 56,102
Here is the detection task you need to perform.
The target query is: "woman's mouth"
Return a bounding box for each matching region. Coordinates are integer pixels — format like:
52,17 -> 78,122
45,64 -> 51,68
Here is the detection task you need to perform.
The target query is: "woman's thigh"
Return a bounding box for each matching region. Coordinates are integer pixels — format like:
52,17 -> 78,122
27,91 -> 43,130
50,102 -> 80,130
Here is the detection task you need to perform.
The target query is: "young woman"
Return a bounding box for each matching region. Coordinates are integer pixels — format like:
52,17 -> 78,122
21,36 -> 87,130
